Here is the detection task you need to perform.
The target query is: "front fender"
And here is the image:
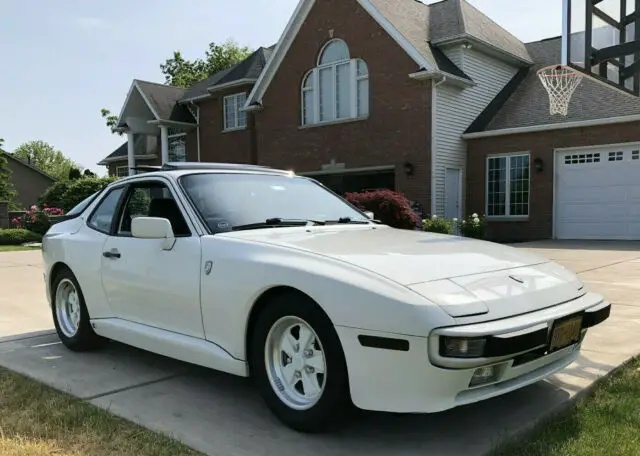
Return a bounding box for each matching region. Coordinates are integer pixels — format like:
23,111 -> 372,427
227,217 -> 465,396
199,236 -> 455,360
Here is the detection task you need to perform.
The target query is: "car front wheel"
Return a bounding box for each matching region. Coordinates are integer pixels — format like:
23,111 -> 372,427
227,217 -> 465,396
251,292 -> 351,432
52,268 -> 106,351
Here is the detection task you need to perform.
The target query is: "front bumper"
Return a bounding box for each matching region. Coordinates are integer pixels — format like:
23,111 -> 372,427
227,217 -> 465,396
335,292 -> 610,414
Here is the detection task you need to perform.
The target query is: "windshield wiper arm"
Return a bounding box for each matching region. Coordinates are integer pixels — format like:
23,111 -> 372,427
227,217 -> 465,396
324,217 -> 370,224
232,218 -> 326,231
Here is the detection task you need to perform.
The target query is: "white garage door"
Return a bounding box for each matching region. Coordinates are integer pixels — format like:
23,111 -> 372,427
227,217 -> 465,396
555,145 -> 640,240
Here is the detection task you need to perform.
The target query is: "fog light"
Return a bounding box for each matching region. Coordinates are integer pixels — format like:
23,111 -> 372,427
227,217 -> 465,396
441,337 -> 486,358
469,365 -> 500,387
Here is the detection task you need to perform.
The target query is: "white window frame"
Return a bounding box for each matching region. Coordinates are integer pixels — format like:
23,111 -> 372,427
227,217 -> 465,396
223,93 -> 247,131
301,39 -> 369,126
485,153 -> 531,219
115,166 -> 129,178
168,132 -> 187,162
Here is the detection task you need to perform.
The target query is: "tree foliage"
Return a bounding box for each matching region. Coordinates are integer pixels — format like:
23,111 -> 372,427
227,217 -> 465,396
0,151 -> 19,209
160,39 -> 253,88
100,39 -> 252,134
12,140 -> 79,181
39,177 -> 116,212
345,190 -> 421,230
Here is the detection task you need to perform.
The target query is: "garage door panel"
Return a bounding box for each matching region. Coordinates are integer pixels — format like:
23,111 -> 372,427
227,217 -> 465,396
555,147 -> 640,240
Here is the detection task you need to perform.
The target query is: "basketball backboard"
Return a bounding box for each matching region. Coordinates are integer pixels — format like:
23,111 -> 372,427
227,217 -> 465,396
563,0 -> 640,95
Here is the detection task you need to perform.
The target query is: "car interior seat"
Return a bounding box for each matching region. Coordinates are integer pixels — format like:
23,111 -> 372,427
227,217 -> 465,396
147,198 -> 190,236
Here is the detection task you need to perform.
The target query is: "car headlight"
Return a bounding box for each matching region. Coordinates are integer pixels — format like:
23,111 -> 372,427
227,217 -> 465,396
440,336 -> 486,358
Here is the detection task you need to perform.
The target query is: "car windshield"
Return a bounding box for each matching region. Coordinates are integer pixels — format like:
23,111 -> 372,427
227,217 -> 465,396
65,191 -> 100,216
180,172 -> 370,232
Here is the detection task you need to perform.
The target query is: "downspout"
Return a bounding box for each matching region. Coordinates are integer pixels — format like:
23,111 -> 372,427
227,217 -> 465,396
431,74 -> 447,216
196,104 -> 201,162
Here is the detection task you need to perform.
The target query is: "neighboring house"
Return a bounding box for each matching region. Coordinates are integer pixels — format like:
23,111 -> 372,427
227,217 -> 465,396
99,0 -> 640,241
1,151 -> 56,210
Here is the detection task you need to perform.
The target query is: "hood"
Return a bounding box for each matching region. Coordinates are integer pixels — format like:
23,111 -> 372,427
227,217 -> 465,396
220,225 -> 551,285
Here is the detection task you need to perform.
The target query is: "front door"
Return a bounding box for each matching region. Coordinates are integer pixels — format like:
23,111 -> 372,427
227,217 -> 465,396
445,168 -> 461,220
100,178 -> 204,338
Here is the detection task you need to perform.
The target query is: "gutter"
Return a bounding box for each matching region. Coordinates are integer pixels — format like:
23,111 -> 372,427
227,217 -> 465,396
206,78 -> 257,93
431,74 -> 448,216
432,34 -> 533,66
409,69 -> 475,88
462,114 -> 640,139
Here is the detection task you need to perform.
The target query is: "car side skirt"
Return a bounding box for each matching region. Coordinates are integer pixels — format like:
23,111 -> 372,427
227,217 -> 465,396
91,318 -> 249,377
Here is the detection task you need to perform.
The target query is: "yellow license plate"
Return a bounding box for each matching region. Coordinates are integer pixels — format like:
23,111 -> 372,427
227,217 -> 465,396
549,315 -> 583,352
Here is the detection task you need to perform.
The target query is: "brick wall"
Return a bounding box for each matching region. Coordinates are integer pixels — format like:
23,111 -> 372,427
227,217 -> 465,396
253,0 -> 432,209
467,121 -> 640,241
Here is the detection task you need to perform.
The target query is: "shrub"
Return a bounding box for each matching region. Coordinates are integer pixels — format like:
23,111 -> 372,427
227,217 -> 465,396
58,177 -> 116,212
12,205 -> 64,235
38,181 -> 71,209
345,189 -> 420,230
422,215 -> 454,234
0,229 -> 42,245
458,213 -> 488,239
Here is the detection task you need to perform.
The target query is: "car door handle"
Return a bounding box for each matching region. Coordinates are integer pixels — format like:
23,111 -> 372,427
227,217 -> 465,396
103,250 -> 121,259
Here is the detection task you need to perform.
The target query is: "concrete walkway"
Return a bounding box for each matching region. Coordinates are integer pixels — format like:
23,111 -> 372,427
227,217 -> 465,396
1,242 -> 639,456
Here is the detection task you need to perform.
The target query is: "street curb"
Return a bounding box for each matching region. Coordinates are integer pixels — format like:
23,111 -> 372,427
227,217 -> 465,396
483,354 -> 638,455
0,329 -> 56,344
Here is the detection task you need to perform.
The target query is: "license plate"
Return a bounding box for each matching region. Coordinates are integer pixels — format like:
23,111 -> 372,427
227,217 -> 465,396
549,315 -> 583,352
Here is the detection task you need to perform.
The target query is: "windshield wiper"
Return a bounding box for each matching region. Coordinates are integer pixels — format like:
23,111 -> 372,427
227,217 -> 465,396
232,218 -> 326,231
324,217 -> 370,225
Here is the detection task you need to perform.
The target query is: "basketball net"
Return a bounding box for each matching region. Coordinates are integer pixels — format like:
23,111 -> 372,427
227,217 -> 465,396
537,65 -> 583,116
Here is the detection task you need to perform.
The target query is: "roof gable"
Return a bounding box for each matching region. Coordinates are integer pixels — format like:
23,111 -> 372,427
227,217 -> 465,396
2,151 -> 57,181
246,0 -> 442,109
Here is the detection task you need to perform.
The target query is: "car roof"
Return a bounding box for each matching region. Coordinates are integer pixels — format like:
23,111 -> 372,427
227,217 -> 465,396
117,162 -> 296,182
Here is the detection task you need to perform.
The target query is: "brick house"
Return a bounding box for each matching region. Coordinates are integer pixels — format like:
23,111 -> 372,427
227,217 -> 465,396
99,0 -> 640,241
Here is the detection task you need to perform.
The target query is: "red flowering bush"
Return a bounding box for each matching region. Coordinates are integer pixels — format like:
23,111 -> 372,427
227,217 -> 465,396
345,189 -> 420,230
12,205 -> 64,235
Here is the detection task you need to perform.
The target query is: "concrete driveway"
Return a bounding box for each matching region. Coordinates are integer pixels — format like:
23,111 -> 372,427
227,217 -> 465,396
1,242 -> 639,456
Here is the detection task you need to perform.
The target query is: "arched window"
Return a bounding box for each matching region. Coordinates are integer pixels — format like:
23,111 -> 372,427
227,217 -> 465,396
301,39 -> 369,126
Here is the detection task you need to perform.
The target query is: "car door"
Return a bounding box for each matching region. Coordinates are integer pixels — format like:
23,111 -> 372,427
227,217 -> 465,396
100,177 -> 205,339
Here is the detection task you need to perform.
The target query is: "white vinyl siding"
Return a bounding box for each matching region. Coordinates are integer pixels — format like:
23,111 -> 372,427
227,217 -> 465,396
433,47 -> 519,217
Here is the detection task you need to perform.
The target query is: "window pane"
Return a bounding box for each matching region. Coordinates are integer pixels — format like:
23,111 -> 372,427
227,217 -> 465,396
303,87 -> 314,124
319,40 -> 350,65
88,187 -> 124,233
319,67 -> 334,121
237,93 -> 247,127
509,155 -> 530,216
487,157 -> 506,216
357,59 -> 368,77
168,136 -> 186,162
357,78 -> 369,117
224,97 -> 236,129
336,63 -> 350,119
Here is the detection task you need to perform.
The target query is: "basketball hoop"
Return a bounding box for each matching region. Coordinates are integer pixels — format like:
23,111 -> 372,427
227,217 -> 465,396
537,65 -> 583,116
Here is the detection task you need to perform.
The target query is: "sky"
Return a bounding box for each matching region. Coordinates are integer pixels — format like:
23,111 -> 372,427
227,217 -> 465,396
0,0 -> 566,176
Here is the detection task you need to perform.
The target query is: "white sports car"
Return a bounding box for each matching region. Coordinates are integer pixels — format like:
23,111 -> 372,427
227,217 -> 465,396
42,163 -> 611,432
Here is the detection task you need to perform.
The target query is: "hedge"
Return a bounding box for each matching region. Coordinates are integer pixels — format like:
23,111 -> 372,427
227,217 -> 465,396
39,177 -> 116,212
0,229 -> 42,245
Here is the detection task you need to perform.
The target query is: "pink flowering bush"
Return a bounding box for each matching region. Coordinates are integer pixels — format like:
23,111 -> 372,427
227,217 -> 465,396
345,189 -> 420,230
12,205 -> 64,235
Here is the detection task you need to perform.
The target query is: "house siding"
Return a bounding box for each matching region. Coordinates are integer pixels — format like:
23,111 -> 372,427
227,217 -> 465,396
254,0 -> 432,210
466,121 -> 640,242
5,157 -> 55,210
196,84 -> 255,164
433,46 -> 519,216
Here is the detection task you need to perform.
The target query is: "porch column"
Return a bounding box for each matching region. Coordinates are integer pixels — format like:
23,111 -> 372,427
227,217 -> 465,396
127,132 -> 135,176
160,125 -> 169,164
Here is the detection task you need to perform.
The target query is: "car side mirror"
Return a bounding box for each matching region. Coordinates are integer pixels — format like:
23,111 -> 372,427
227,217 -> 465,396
131,217 -> 176,251
364,211 -> 375,220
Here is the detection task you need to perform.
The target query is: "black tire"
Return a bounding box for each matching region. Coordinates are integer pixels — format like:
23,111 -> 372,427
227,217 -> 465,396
250,291 -> 352,433
51,267 -> 107,351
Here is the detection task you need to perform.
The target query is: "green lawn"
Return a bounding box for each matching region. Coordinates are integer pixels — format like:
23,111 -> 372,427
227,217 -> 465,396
492,357 -> 640,456
0,245 -> 40,252
0,368 -> 202,456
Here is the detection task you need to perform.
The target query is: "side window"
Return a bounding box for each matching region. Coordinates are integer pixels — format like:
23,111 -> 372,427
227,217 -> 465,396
117,181 -> 191,237
88,187 -> 125,233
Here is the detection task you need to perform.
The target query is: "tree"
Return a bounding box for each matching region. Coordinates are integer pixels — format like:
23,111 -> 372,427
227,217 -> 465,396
0,152 -> 19,209
160,39 -> 253,88
12,140 -> 80,181
101,39 -> 253,134
68,167 -> 82,180
83,169 -> 97,178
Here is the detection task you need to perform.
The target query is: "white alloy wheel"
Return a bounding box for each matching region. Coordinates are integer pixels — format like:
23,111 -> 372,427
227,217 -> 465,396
264,316 -> 327,410
55,278 -> 82,338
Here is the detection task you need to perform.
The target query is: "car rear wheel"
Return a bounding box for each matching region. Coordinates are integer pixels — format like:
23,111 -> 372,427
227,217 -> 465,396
250,291 -> 351,432
52,268 -> 106,351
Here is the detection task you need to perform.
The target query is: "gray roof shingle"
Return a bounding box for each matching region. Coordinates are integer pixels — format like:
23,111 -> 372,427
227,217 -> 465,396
97,135 -> 159,165
180,47 -> 274,102
481,37 -> 640,131
134,80 -> 195,123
